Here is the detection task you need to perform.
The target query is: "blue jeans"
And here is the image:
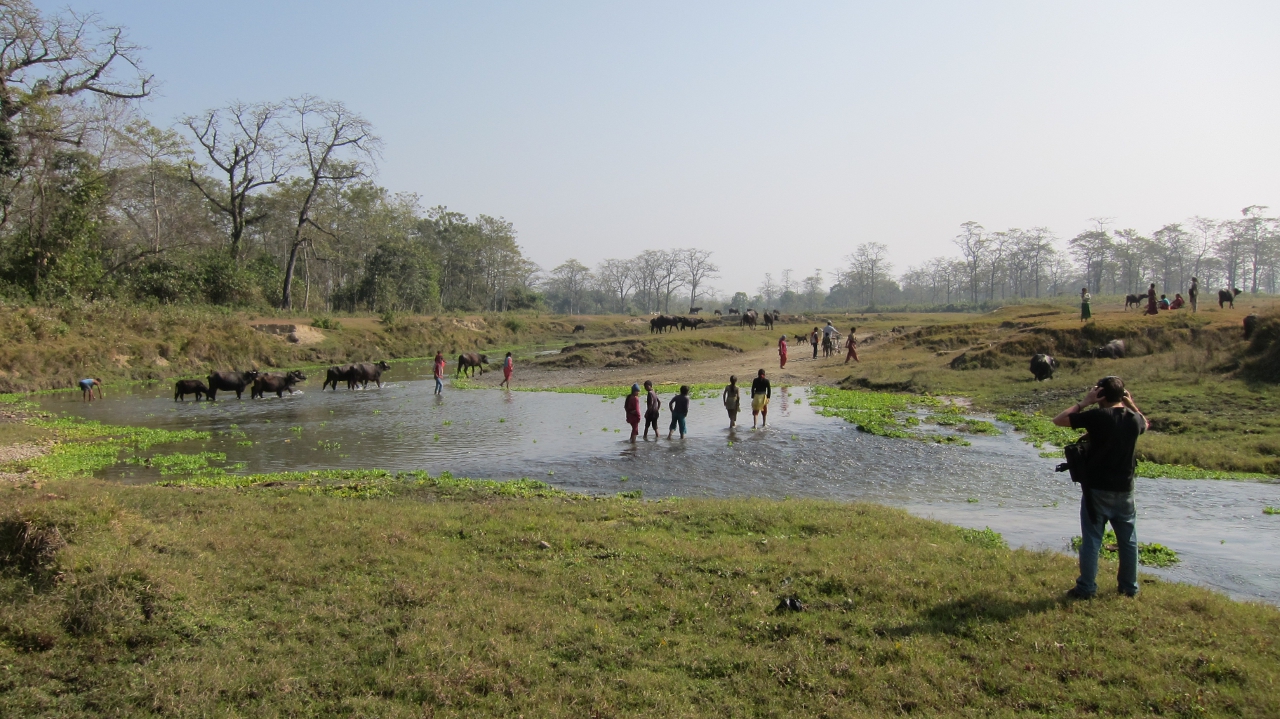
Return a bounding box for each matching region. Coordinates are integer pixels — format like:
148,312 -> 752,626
1077,489 -> 1139,596
435,377 -> 443,394
669,414 -> 687,436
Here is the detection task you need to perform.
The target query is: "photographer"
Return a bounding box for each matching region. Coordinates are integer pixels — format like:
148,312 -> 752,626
1052,376 -> 1149,599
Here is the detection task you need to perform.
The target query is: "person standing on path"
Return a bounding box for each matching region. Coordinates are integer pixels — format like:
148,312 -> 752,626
810,327 -> 820,359
624,383 -> 642,442
667,385 -> 690,439
778,335 -> 788,368
500,352 -> 513,388
1144,283 -> 1158,316
722,375 -> 741,428
1188,277 -> 1199,313
1052,375 -> 1149,599
822,321 -> 837,356
844,327 -> 860,364
79,378 -> 103,402
1080,287 -> 1092,322
750,369 -> 771,428
643,380 -> 662,439
432,352 -> 446,395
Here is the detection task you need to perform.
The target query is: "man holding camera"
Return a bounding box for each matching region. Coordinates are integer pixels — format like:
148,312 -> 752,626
1052,376 -> 1150,599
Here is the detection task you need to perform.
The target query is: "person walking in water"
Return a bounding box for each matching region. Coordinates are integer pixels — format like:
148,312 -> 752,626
643,380 -> 662,439
810,327 -> 820,359
1188,276 -> 1199,313
1144,283 -> 1158,316
751,369 -> 771,428
778,335 -> 788,368
667,385 -> 690,439
845,326 -> 860,364
722,375 -> 741,428
79,378 -> 103,402
432,352 -> 446,395
624,383 -> 642,442
1080,287 -> 1092,322
500,352 -> 513,388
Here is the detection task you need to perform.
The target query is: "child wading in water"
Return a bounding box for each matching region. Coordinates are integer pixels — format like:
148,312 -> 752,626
722,375 -> 740,428
643,380 -> 661,439
432,352 -> 446,395
500,352 -> 513,388
624,383 -> 642,442
667,385 -> 690,439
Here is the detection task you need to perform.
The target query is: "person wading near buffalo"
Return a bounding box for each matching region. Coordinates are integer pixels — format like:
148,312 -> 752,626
624,384 -> 642,442
844,326 -> 860,364
643,380 -> 662,439
751,369 -> 771,428
722,375 -> 741,428
500,352 -> 513,388
778,335 -> 788,368
432,352 -> 446,395
667,385 -> 690,439
1052,376 -> 1149,599
1080,287 -> 1091,322
1188,276 -> 1199,313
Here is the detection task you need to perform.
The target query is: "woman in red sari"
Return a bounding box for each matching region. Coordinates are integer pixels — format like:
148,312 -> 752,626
1145,283 -> 1159,315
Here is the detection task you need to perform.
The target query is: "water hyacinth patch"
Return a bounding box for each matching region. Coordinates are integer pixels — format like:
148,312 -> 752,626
1071,529 -> 1181,567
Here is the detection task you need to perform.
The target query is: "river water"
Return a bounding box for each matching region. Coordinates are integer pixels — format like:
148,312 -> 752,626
39,369 -> 1280,605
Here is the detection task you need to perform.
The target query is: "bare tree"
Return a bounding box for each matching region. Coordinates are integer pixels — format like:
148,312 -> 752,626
550,259 -> 591,314
183,101 -> 288,259
953,221 -> 987,304
278,96 -> 379,310
679,248 -> 718,310
655,249 -> 685,313
757,272 -> 778,308
596,258 -> 634,312
849,242 -> 891,307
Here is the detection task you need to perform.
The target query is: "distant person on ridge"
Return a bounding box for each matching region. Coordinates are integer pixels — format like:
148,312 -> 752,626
624,383 -> 642,442
1080,287 -> 1091,321
1188,277 -> 1199,313
751,369 -> 771,428
1145,283 -> 1158,315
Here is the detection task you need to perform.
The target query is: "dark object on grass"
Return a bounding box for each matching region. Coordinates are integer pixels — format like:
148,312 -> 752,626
323,364 -> 355,391
1124,294 -> 1142,311
252,370 -> 306,399
1244,313 -> 1259,340
1219,288 -> 1242,308
173,379 -> 209,401
572,324 -> 586,333
1093,339 -> 1125,359
456,352 -> 489,378
1029,354 -> 1058,381
713,309 -> 722,316
775,596 -> 805,613
206,370 -> 259,400
348,361 -> 391,389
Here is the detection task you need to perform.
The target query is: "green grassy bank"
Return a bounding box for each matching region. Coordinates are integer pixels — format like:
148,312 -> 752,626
3,476 -> 1279,718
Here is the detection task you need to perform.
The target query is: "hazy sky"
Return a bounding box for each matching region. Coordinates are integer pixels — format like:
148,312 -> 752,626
73,1 -> 1280,295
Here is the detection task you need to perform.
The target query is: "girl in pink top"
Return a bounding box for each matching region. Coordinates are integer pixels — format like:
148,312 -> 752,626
433,352 -> 446,395
778,335 -> 788,369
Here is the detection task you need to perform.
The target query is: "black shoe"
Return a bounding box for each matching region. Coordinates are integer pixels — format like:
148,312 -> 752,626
1065,587 -> 1095,600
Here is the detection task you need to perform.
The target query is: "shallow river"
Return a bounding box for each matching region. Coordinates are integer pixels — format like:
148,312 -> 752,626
40,368 -> 1280,605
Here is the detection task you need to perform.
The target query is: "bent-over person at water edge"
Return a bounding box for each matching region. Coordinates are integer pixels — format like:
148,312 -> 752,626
1053,376 -> 1149,599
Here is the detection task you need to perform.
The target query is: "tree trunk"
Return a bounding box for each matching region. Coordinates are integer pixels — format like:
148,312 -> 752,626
281,241 -> 302,310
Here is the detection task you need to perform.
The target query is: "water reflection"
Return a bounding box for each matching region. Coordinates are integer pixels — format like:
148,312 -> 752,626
36,376 -> 1280,604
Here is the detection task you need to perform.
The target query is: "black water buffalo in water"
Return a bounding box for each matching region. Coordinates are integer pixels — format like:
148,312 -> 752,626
1124,294 -> 1142,311
456,352 -> 489,378
572,324 -> 586,333
323,364 -> 355,391
740,309 -> 758,329
206,370 -> 259,400
1093,339 -> 1126,359
349,361 -> 391,389
1029,354 -> 1059,381
174,379 -> 209,401
1219,288 -> 1242,308
1244,313 -> 1259,340
252,370 -> 306,399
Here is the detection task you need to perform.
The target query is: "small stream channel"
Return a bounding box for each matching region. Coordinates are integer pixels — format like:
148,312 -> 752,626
37,363 -> 1280,605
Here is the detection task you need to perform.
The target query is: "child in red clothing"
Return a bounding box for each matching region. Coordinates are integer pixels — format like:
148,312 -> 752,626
624,383 -> 642,442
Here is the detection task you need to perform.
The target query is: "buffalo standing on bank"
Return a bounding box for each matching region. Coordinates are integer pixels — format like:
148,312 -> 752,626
740,309 -> 758,329
1219,288 -> 1242,308
252,370 -> 306,399
1029,354 -> 1059,381
206,370 -> 259,400
1093,339 -> 1125,359
174,379 -> 209,401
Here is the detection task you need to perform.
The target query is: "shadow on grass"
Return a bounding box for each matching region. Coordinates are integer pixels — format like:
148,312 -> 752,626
877,592 -> 1063,638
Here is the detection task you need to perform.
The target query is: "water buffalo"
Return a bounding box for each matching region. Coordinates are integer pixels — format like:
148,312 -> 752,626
650,315 -> 677,333
688,306 -> 702,315
1244,313 -> 1259,340
761,312 -> 775,331
1219,288 -> 1242,308
713,309 -> 722,316
741,309 -> 758,329
1093,339 -> 1125,359
349,361 -> 391,389
252,370 -> 306,399
727,307 -> 741,316
456,352 -> 489,378
572,324 -> 586,333
174,379 -> 209,401
206,370 -> 259,400
1029,354 -> 1058,381
679,317 -> 705,330
323,364 -> 355,391
1124,294 -> 1142,311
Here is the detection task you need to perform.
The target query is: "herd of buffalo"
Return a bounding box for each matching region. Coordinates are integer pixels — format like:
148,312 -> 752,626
649,308 -> 783,333
173,362 -> 391,402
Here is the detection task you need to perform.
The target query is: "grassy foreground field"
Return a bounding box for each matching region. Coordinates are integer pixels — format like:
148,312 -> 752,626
3,477 -> 1279,718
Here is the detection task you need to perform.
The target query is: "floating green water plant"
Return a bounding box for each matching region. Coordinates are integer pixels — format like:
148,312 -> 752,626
958,526 -> 1007,550
1071,529 -> 1181,567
